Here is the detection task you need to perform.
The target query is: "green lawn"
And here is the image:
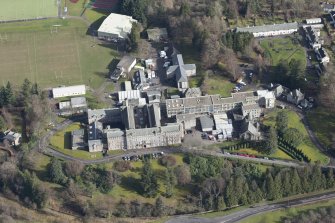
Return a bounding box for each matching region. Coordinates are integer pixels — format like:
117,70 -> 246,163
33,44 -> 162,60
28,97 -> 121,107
260,37 -> 306,67
201,76 -> 235,97
239,199 -> 335,223
106,154 -> 189,206
236,148 -> 293,160
0,0 -> 58,21
0,18 -> 118,89
263,109 -> 329,164
50,122 -> 107,160
306,108 -> 335,150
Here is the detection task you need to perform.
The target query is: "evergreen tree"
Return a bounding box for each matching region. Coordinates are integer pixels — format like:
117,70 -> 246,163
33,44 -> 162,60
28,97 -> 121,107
0,115 -> 6,132
264,127 -> 278,154
180,2 -> 191,16
276,111 -> 288,134
153,196 -> 165,217
265,173 -> 275,200
48,158 -> 67,185
225,180 -> 238,207
291,169 -> 302,195
21,78 -> 31,98
326,169 -> 335,189
140,159 -> 158,197
216,196 -> 226,210
283,128 -> 304,147
164,167 -> 176,198
273,173 -> 283,200
5,82 -> 14,105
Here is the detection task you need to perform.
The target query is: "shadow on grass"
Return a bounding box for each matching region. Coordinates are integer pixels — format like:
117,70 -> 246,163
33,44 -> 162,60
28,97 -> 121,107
120,176 -> 142,195
64,132 -> 72,149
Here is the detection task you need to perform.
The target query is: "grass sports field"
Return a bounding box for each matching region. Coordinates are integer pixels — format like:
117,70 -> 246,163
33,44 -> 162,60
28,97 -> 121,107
0,0 -> 58,21
0,18 -> 118,88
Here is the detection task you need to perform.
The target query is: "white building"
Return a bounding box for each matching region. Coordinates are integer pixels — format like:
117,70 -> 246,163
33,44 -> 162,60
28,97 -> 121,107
257,90 -> 276,108
305,18 -> 322,25
118,90 -> 141,102
236,22 -> 298,37
124,81 -> 132,91
98,13 -> 137,40
213,113 -> 233,140
52,85 -> 86,98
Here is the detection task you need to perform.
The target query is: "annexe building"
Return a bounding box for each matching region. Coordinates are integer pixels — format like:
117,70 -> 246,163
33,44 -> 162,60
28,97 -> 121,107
236,22 -> 298,37
98,13 -> 137,40
52,85 -> 86,98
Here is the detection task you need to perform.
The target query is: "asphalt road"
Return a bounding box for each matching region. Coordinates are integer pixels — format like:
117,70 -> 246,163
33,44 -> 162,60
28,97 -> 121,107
165,191 -> 335,223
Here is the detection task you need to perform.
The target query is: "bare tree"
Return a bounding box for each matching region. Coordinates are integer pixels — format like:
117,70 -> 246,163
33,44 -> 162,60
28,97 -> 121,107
64,160 -> 84,178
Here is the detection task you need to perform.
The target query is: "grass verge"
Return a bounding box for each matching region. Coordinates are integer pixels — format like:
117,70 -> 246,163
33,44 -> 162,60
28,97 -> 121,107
263,109 -> 329,164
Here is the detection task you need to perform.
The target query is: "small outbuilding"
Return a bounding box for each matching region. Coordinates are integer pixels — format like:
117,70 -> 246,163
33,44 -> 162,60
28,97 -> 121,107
199,116 -> 214,132
71,129 -> 86,150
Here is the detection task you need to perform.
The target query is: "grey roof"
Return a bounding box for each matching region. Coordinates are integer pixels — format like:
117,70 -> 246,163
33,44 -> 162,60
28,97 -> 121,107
242,103 -> 261,111
176,114 -> 197,122
236,22 -> 298,33
133,69 -> 146,84
71,97 -> 87,107
167,65 -> 178,74
200,116 -> 214,130
72,129 -> 85,136
184,87 -> 201,97
183,64 -> 196,71
126,124 -> 181,137
117,55 -> 136,69
104,128 -> 124,137
241,121 -> 260,136
292,89 -> 304,97
173,54 -> 184,66
176,68 -> 188,82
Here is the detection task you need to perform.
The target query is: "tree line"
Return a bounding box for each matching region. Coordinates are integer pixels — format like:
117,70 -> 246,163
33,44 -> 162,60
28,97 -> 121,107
283,204 -> 335,223
191,155 -> 335,211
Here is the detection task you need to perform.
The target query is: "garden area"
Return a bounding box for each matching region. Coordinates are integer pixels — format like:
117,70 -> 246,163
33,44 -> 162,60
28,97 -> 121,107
219,109 -> 329,164
49,122 -> 108,160
307,108 -> 335,151
263,109 -> 329,164
260,37 -> 306,67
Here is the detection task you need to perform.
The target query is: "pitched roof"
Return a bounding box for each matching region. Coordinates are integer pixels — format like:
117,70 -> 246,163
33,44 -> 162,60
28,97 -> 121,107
236,22 -> 298,34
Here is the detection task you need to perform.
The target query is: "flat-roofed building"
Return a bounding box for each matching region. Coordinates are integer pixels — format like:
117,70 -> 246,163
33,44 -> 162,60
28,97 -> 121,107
52,85 -> 86,98
98,13 -> 137,40
165,91 -> 260,118
71,129 -> 86,150
118,90 -> 141,102
213,113 -> 233,139
305,18 -> 322,24
236,22 -> 298,37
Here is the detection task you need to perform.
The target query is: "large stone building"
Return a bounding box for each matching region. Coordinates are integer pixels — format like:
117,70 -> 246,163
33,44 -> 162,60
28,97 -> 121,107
165,90 -> 274,118
87,97 -> 183,151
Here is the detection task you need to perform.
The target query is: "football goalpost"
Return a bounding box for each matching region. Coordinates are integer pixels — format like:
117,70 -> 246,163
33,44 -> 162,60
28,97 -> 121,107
50,25 -> 62,34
